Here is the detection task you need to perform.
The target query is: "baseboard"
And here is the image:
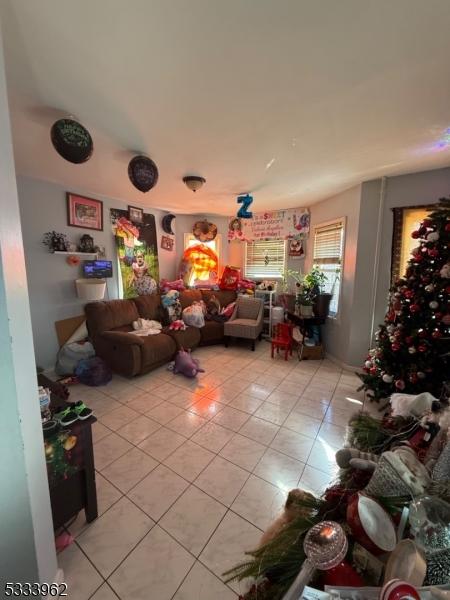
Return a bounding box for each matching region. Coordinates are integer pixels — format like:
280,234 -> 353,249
325,351 -> 362,373
54,568 -> 65,590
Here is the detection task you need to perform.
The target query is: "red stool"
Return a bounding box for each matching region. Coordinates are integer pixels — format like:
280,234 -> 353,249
271,323 -> 293,361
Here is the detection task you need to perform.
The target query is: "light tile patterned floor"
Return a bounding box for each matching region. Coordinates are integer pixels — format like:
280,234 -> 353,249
59,342 -> 372,599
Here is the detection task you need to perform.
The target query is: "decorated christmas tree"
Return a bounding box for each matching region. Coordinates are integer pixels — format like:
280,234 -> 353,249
359,197 -> 450,401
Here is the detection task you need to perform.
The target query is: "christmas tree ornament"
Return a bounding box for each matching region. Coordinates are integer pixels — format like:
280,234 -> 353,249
364,360 -> 372,368
429,248 -> 439,258
427,232 -> 440,242
409,347 -> 417,354
283,521 -> 348,600
445,223 -> 450,233
425,284 -> 435,292
411,230 -> 421,239
423,219 -> 432,228
430,301 -> 439,309
347,493 -> 396,555
395,379 -> 406,390
418,344 -> 427,352
431,330 -> 442,339
405,336 -> 414,344
442,314 -> 450,325
417,372 -> 426,379
440,263 -> 450,278
383,374 -> 394,383
410,304 -> 420,313
380,580 -> 420,600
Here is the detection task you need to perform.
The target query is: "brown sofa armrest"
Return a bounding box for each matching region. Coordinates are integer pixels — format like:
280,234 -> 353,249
101,331 -> 145,346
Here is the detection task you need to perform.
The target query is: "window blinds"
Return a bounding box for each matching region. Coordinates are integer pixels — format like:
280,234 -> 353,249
245,240 -> 286,278
313,221 -> 344,264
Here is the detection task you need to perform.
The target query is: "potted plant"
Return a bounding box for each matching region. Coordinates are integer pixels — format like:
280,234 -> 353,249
304,265 -> 338,318
297,289 -> 315,317
279,268 -> 303,312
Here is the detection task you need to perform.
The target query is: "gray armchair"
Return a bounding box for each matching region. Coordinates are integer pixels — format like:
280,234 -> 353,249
224,296 -> 264,351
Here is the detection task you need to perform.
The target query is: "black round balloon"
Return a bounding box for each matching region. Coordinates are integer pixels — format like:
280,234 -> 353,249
128,155 -> 159,193
162,213 -> 176,235
50,118 -> 93,164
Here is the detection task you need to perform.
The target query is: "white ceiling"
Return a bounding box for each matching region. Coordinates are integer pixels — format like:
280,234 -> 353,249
2,0 -> 450,215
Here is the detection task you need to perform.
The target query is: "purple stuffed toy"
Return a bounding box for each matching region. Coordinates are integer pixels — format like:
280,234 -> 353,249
173,349 -> 205,378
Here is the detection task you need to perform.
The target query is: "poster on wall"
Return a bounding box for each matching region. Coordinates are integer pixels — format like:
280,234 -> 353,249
110,209 -> 159,299
288,238 -> 305,259
228,208 -> 310,241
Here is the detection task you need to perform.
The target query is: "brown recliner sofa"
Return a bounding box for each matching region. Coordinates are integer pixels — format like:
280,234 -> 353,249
84,289 -> 237,377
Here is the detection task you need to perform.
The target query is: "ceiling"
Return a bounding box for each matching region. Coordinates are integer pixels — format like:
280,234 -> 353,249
2,0 -> 450,215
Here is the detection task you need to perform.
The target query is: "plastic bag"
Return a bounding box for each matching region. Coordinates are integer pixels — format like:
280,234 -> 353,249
74,357 -> 113,386
182,302 -> 205,328
219,265 -> 240,290
55,341 -> 95,376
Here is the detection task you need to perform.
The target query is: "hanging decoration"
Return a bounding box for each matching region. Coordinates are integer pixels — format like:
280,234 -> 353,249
50,118 -> 93,164
228,208 -> 310,241
110,209 -> 159,298
192,220 -> 217,242
128,155 -> 159,193
237,194 -> 254,219
162,213 -> 176,235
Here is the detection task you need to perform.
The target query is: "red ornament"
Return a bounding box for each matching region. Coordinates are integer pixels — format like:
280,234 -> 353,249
370,367 -> 377,375
409,373 -> 418,384
418,344 -> 427,352
442,314 -> 450,325
405,336 -> 414,344
428,248 -> 439,258
410,304 -> 420,313
395,379 -> 406,390
404,290 -> 415,299
431,330 -> 442,339
414,254 -> 424,262
422,219 -> 432,227
445,223 -> 450,232
418,330 -> 428,338
446,286 -> 450,294
391,342 -> 401,351
411,230 -> 420,239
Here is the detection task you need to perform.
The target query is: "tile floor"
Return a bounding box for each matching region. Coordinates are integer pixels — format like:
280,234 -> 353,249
58,342 -> 375,600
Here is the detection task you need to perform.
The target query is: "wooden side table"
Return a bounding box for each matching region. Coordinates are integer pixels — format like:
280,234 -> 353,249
39,375 -> 98,529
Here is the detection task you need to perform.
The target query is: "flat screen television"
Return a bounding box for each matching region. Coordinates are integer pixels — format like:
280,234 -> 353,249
83,260 -> 113,279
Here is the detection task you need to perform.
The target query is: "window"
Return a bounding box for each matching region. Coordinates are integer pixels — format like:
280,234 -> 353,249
313,219 -> 344,317
183,234 -> 221,287
244,239 -> 286,279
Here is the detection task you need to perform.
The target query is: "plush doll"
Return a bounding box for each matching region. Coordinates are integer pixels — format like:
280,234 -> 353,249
206,294 -> 221,316
173,349 -> 204,378
161,290 -> 182,322
169,319 -> 187,331
258,489 -> 316,548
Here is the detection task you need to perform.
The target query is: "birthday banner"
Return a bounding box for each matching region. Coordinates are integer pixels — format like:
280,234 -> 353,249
228,208 -> 310,242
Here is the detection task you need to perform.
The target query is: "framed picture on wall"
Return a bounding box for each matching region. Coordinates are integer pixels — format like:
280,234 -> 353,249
128,205 -> 144,224
161,235 -> 174,251
67,193 -> 103,231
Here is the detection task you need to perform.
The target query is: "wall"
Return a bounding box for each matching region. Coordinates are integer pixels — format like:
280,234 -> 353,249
0,29 -> 57,583
306,185 -> 362,366
17,175 -> 177,369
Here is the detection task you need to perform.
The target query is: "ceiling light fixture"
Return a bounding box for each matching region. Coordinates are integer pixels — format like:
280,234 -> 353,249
183,175 -> 206,192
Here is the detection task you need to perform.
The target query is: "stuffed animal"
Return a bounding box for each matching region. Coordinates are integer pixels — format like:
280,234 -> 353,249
173,349 -> 204,378
206,294 -> 221,316
259,489 -> 316,548
160,278 -> 185,293
335,448 -> 380,472
169,319 -> 187,331
161,290 -> 182,322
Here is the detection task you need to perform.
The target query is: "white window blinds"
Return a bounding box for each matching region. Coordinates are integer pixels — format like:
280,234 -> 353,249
313,220 -> 344,316
244,240 -> 286,279
313,221 -> 344,263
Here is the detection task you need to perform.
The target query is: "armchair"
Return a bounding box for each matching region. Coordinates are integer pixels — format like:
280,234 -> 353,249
224,296 -> 264,351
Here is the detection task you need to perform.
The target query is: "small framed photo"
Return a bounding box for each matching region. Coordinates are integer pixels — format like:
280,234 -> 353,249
128,205 -> 144,224
67,193 -> 103,231
161,235 -> 174,251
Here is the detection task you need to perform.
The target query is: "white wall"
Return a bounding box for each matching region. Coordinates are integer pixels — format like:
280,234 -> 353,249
17,175 -> 177,369
307,185 -> 362,366
0,30 -> 57,584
